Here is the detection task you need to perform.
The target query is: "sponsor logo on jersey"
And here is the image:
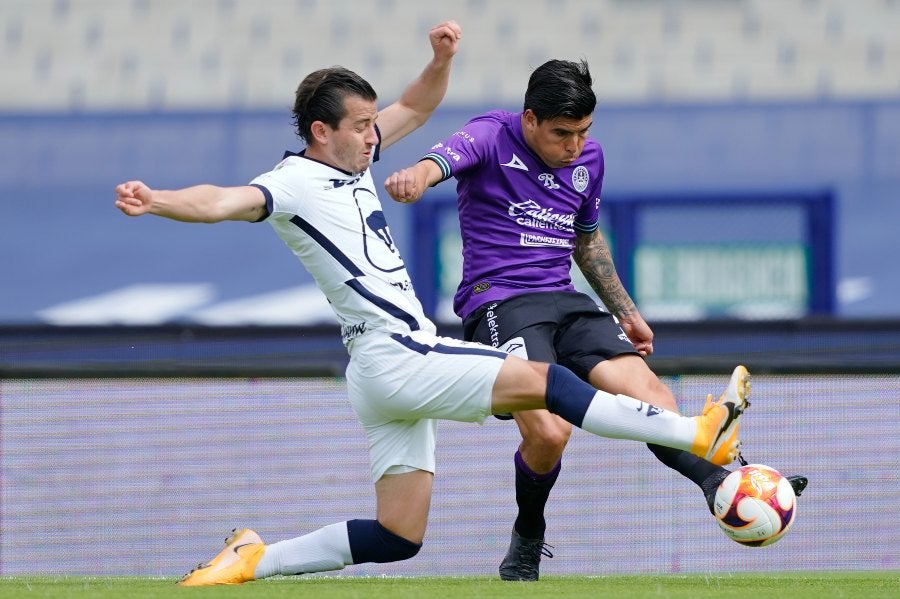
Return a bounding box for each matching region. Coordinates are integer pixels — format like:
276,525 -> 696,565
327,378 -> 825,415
454,130 -> 476,143
390,279 -> 414,291
507,198 -> 542,216
501,153 -> 529,171
328,173 -> 364,189
572,165 -> 589,192
507,199 -> 575,232
484,302 -> 500,346
444,146 -> 461,162
519,232 -> 570,248
538,173 -> 560,190
341,321 -> 368,343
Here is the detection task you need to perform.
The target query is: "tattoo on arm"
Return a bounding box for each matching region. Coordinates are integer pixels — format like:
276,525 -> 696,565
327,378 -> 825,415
574,230 -> 637,318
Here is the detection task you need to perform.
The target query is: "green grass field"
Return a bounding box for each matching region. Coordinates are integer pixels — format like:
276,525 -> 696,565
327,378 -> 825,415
0,573 -> 896,599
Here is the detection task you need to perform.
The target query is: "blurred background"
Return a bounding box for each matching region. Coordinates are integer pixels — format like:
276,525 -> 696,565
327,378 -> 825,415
1,0 -> 899,326
0,0 -> 898,578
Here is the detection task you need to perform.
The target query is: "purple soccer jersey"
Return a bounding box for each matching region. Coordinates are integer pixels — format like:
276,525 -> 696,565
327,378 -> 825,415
422,110 -> 604,319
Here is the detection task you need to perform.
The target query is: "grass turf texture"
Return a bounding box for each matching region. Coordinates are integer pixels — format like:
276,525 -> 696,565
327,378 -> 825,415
0,573 -> 895,599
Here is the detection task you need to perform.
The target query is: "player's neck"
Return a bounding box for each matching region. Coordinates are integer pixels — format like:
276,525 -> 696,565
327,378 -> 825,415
303,145 -> 330,166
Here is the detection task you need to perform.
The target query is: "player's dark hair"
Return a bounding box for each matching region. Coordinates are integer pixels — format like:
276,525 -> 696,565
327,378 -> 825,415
523,59 -> 596,122
292,67 -> 378,144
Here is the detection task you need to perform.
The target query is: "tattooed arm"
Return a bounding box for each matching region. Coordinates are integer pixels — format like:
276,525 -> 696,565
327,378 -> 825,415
573,228 -> 654,356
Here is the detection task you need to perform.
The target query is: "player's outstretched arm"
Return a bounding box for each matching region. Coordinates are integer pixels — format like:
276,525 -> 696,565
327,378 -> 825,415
574,228 -> 655,356
384,158 -> 443,204
114,180 -> 267,223
377,20 -> 461,150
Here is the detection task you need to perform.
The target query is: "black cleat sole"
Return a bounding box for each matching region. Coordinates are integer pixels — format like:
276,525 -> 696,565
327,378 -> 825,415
787,475 -> 808,497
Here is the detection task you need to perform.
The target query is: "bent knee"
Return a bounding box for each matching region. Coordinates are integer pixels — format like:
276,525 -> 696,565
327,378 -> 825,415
519,415 -> 572,451
641,378 -> 679,412
372,523 -> 422,562
347,519 -> 422,564
378,536 -> 421,563
529,428 -> 571,452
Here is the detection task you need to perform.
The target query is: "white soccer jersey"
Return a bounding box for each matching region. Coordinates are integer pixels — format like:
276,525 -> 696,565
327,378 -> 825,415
250,150 -> 436,347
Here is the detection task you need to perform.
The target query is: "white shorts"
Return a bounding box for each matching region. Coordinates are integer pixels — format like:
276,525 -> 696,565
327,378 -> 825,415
345,330 -> 507,481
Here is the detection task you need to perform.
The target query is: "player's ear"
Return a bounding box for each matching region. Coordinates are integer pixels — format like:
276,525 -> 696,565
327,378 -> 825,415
522,109 -> 538,131
309,120 -> 330,145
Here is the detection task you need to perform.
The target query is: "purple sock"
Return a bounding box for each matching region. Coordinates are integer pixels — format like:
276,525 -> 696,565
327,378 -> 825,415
515,449 -> 561,483
513,450 -> 562,539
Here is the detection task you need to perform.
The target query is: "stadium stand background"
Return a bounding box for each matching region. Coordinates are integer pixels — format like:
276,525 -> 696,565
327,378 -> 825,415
1,0 -> 899,324
1,0 -> 899,577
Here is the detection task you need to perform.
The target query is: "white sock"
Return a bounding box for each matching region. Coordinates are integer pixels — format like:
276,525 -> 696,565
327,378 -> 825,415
580,391 -> 697,451
254,521 -> 353,578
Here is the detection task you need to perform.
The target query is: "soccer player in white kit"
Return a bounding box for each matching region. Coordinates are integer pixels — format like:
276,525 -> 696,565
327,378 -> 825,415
114,21 -> 747,586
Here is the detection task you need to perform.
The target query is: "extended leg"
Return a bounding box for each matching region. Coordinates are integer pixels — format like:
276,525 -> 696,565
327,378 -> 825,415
589,356 -> 746,509
178,470 -> 433,586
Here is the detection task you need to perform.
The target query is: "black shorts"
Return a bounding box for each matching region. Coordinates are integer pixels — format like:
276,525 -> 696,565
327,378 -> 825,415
462,290 -> 639,381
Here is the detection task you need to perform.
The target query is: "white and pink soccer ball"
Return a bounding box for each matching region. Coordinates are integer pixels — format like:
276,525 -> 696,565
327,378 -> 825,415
713,464 -> 796,547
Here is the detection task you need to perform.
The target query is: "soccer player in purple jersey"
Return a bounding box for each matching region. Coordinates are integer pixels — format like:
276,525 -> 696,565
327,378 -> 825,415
385,59 -> 806,581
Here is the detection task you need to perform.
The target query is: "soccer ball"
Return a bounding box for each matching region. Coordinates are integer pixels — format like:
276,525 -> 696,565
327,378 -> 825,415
713,464 -> 796,547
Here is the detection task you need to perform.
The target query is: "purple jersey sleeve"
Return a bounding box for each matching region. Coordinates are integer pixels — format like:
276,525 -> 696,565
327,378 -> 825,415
421,110 -> 605,320
421,114 -> 500,181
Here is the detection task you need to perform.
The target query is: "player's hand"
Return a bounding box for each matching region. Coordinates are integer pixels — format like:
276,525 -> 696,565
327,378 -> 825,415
619,312 -> 654,357
384,168 -> 425,204
114,180 -> 154,216
428,20 -> 461,62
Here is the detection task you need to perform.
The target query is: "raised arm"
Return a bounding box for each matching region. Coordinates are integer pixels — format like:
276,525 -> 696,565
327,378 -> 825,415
574,228 -> 655,356
114,180 -> 267,223
376,20 -> 461,150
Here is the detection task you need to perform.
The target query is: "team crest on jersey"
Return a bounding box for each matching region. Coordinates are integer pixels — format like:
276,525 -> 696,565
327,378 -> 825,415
572,166 -> 589,192
356,189 -> 405,273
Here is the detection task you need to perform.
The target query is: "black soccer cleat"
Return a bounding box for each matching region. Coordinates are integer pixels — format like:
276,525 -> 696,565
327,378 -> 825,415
787,475 -> 808,497
499,529 -> 553,581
